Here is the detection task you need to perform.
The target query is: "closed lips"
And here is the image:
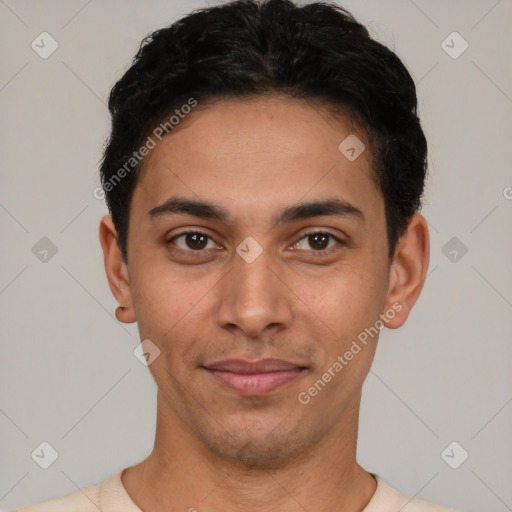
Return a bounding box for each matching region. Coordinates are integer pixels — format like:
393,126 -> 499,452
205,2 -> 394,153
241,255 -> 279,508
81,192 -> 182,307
203,358 -> 307,373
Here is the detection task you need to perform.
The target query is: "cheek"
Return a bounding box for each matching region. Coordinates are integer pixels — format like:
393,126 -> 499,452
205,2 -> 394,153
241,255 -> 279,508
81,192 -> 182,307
296,263 -> 384,336
299,278 -> 382,408
129,265 -> 220,360
130,254 -> 202,318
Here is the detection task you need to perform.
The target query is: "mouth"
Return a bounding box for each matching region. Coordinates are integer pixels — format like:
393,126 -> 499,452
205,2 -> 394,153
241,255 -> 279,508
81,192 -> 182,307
202,358 -> 308,396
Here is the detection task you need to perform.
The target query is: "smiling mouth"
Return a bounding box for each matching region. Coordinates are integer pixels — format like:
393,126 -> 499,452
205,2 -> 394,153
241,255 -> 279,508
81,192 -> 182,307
202,358 -> 308,396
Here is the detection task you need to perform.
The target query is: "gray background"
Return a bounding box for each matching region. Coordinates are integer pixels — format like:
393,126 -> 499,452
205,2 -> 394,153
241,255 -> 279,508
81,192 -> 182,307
1,0 -> 511,510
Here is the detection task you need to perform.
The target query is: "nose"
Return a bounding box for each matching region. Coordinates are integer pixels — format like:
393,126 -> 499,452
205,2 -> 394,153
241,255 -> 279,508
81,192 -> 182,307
215,246 -> 293,339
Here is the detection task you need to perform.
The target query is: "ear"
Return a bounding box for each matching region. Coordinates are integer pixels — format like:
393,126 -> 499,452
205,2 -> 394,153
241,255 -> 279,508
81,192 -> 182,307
99,214 -> 136,324
382,212 -> 430,329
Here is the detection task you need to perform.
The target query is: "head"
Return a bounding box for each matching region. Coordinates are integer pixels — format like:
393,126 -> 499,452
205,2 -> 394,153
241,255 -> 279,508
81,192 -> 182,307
99,0 -> 429,467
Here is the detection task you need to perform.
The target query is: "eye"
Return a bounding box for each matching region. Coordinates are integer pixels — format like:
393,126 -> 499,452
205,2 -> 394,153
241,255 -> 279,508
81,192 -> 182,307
292,231 -> 344,254
166,230 -> 345,257
168,231 -> 220,253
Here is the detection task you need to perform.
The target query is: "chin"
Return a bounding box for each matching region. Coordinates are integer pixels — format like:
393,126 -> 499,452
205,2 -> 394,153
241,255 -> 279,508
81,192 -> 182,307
206,437 -> 300,468
198,417 -> 324,469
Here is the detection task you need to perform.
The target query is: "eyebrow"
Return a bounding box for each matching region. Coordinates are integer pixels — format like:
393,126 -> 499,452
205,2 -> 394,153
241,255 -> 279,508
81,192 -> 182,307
148,196 -> 365,226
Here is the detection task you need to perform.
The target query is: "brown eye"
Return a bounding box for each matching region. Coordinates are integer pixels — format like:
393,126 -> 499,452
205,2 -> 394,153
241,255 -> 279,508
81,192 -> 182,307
293,231 -> 344,254
184,233 -> 208,250
168,231 -> 218,252
307,233 -> 330,250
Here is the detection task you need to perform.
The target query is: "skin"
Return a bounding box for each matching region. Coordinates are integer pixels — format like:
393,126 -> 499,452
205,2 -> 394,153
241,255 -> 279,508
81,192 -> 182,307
99,95 -> 429,512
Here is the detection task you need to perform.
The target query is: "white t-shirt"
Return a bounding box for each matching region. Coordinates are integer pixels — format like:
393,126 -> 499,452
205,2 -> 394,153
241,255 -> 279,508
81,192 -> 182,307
12,470 -> 459,512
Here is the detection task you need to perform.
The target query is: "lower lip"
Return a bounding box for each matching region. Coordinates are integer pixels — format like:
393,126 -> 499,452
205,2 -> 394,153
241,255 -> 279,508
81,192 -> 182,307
205,369 -> 304,395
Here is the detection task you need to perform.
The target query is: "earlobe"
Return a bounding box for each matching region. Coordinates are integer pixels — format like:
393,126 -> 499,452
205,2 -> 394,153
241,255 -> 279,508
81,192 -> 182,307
115,305 -> 133,323
382,212 -> 430,329
99,214 -> 137,324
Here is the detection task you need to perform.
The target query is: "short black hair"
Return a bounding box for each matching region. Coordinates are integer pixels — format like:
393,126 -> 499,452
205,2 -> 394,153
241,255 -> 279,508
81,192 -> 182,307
100,0 -> 428,263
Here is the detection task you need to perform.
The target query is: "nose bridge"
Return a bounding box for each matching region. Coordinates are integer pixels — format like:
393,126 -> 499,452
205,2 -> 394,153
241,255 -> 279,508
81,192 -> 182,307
234,249 -> 275,304
216,242 -> 292,336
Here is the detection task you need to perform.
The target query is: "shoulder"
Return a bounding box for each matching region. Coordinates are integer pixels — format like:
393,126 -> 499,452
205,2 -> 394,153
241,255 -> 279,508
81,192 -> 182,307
10,471 -> 125,512
396,495 -> 460,512
365,474 -> 460,512
11,486 -> 98,512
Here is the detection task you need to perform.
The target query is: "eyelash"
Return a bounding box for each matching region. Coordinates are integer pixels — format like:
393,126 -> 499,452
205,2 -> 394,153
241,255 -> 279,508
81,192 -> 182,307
166,230 -> 345,257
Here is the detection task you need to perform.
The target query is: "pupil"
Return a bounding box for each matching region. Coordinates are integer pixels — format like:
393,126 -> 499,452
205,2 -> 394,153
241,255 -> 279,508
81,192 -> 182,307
187,233 -> 207,250
310,233 -> 328,250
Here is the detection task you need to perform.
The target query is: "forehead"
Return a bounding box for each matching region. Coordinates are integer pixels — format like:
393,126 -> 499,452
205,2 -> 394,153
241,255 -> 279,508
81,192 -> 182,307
133,95 -> 381,224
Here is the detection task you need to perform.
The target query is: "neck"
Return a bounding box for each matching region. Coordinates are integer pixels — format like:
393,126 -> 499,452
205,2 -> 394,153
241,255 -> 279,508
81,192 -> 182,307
122,391 -> 377,512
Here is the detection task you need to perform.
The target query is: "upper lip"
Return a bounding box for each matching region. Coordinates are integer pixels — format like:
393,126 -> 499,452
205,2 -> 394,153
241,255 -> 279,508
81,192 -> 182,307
203,358 -> 306,373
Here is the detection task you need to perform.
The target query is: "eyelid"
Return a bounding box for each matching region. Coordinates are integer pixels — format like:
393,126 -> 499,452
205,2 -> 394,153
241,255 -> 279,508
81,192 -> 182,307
167,229 -> 222,253
297,228 -> 347,242
291,229 -> 346,252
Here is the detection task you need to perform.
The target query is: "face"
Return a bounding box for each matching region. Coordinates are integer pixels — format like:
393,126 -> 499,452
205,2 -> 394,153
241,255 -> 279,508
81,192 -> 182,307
117,96 -> 397,465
